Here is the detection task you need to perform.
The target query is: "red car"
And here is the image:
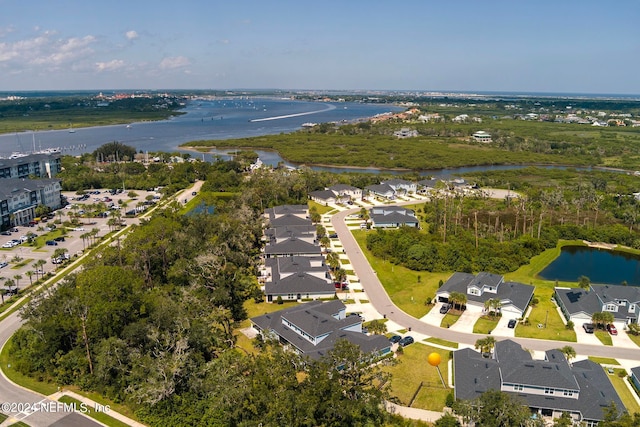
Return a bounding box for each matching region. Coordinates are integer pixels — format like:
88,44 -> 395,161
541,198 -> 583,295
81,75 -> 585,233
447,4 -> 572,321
607,324 -> 618,335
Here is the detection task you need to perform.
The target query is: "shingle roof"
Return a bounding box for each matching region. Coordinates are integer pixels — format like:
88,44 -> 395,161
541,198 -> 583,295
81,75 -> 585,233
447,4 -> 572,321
0,178 -> 61,199
264,237 -> 321,256
264,272 -> 334,295
453,340 -> 625,422
309,190 -> 337,201
268,213 -> 313,227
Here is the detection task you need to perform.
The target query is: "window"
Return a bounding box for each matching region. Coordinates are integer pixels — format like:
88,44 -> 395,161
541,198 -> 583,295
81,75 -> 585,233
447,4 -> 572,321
630,304 -> 636,313
513,384 -> 524,391
605,304 -> 617,311
544,388 -> 554,395
563,390 -> 573,397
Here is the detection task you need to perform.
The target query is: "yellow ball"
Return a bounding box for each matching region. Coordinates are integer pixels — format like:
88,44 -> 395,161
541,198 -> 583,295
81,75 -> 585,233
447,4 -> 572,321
428,352 -> 441,367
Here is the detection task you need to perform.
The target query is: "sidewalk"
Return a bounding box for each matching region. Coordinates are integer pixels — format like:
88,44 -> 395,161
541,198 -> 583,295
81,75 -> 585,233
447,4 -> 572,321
47,390 -> 146,427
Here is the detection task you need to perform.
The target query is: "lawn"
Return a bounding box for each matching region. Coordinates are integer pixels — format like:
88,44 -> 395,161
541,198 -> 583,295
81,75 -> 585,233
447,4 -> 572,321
594,330 -> 613,346
352,230 -> 450,318
440,312 -> 461,329
588,356 -> 619,365
606,370 -> 640,414
383,344 -> 452,411
509,241 -> 580,342
58,396 -> 131,427
473,316 -> 501,334
308,200 -> 334,215
627,332 -> 640,348
424,337 -> 459,349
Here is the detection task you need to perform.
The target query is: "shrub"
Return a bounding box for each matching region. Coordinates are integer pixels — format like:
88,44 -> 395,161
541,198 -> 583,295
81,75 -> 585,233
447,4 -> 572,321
276,296 -> 283,305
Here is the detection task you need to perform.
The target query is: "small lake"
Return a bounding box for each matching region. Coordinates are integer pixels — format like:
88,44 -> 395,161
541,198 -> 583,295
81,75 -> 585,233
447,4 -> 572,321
538,246 -> 640,286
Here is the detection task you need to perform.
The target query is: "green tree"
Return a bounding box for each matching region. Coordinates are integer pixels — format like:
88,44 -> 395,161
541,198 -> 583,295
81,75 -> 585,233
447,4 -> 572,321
553,411 -> 573,427
367,319 -> 387,335
472,389 -> 533,427
475,336 -> 497,355
559,346 -> 576,364
435,413 -> 461,427
578,275 -> 591,291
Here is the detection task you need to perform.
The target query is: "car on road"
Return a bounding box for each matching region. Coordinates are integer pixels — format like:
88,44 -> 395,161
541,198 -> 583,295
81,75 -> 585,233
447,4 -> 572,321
582,323 -> 595,334
508,319 -> 517,329
607,324 -> 618,335
439,303 -> 450,314
389,335 -> 402,344
45,240 -> 58,246
398,336 -> 414,347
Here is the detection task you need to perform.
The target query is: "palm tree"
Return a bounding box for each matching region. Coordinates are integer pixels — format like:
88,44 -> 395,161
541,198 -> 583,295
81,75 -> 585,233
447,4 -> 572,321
449,291 -> 467,312
367,319 -> 387,335
325,252 -> 340,271
559,346 -> 576,365
26,270 -> 34,286
13,274 -> 22,290
475,336 -> 496,356
32,262 -> 40,280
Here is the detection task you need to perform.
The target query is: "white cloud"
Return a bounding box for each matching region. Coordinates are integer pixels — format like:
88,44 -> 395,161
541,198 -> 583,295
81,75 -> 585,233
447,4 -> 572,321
125,30 -> 138,40
0,31 -> 97,70
95,59 -> 125,72
159,56 -> 190,69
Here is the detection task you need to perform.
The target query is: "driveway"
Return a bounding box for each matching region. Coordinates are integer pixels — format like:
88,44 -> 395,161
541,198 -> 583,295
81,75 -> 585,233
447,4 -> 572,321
576,323 -> 603,346
492,315 -> 517,338
448,305 -> 483,333
611,322 -> 638,349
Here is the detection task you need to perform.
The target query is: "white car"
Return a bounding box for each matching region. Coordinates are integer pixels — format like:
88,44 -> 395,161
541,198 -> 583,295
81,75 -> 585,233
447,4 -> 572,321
71,227 -> 85,231
2,241 -> 16,248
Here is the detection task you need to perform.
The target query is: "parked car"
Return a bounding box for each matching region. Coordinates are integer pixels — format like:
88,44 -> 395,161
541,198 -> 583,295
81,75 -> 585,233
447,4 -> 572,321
389,335 -> 402,344
45,240 -> 58,246
607,324 -> 618,335
0,261 -> 8,268
1,230 -> 11,236
328,233 -> 338,238
582,323 -> 595,334
398,336 -> 414,347
508,319 -> 517,329
439,303 -> 450,314
54,236 -> 65,242
10,227 -> 19,232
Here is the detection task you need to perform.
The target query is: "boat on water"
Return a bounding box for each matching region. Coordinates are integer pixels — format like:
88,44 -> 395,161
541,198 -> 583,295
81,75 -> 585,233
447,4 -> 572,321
301,122 -> 317,128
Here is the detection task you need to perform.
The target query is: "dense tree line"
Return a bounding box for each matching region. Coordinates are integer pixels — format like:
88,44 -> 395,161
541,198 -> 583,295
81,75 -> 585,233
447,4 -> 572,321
11,164 -> 402,426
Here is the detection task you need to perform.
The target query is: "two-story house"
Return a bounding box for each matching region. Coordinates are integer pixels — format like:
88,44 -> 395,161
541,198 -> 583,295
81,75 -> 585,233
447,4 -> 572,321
436,272 -> 534,317
251,300 -> 391,360
555,284 -> 640,325
369,206 -> 419,229
382,179 -> 417,196
454,340 -> 625,426
262,256 -> 335,302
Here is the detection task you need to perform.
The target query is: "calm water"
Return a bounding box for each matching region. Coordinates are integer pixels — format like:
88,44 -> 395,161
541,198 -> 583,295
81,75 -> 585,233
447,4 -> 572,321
538,246 -> 640,286
0,98 -> 402,159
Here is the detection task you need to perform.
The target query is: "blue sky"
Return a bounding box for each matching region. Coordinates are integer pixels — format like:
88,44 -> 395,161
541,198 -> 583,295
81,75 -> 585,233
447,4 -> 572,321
1,0 -> 638,94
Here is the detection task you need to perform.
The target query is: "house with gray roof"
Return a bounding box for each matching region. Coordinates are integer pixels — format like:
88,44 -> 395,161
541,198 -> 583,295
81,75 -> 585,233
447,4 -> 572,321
436,272 -> 534,317
263,237 -> 322,258
264,225 -> 316,245
309,189 -> 338,205
251,300 -> 391,360
631,366 -> 640,393
555,284 -> 640,325
417,178 -> 442,193
328,184 -> 362,201
264,204 -> 309,222
262,256 -> 335,302
369,206 -> 418,229
454,339 -> 625,426
382,179 -> 417,195
364,183 -> 396,200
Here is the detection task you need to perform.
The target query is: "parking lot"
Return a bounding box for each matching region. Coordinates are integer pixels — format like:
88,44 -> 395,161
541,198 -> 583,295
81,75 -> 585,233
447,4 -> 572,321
0,188 -> 162,292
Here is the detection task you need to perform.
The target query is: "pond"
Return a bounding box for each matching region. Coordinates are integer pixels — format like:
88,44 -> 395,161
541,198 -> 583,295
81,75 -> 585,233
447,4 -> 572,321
538,245 -> 640,286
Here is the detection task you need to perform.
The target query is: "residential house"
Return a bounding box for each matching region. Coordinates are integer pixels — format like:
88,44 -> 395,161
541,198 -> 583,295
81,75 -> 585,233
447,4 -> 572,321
251,300 -> 391,360
364,183 -> 396,200
264,204 -> 309,222
309,189 -> 338,205
417,178 -> 442,194
382,179 -> 417,195
261,256 -> 335,302
555,284 -> 640,325
369,206 -> 419,229
472,131 -> 492,143
436,272 -> 534,317
263,237 -> 322,259
631,367 -> 640,393
328,184 -> 362,202
454,339 -> 625,426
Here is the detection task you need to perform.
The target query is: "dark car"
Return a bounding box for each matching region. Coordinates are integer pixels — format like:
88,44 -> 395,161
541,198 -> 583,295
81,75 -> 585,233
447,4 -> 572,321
328,233 -> 338,238
508,319 -> 517,329
439,303 -> 450,314
389,335 -> 402,344
583,323 -> 595,334
0,231 -> 11,236
54,236 -> 65,242
45,240 -> 58,246
398,336 -> 414,347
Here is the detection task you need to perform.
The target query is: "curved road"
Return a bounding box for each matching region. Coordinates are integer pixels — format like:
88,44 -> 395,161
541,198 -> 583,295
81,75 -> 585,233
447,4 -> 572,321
332,209 -> 640,359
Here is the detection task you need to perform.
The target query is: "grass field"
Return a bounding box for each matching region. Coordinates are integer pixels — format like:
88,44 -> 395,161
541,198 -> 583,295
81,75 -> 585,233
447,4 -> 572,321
440,312 -> 461,329
352,230 -> 450,318
473,316 -> 501,334
627,332 -> 640,348
606,370 -> 640,414
424,337 -> 459,349
58,396 -> 131,427
383,344 -> 452,411
588,356 -> 619,365
594,330 -> 613,346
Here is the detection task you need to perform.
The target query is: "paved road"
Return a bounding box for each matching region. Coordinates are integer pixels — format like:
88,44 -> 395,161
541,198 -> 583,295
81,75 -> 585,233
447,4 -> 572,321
332,208 -> 640,360
0,310 -> 102,427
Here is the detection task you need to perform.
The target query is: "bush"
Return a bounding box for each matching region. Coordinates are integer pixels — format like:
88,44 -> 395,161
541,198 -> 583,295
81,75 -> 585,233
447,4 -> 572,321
566,320 -> 574,330
276,296 -> 283,305
445,392 -> 455,408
